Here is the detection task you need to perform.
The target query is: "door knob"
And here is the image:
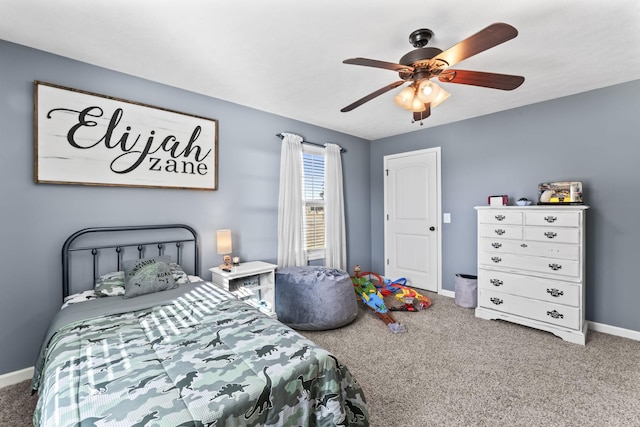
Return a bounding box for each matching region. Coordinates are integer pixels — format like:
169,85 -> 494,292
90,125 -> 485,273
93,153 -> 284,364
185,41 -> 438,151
429,226 -> 435,231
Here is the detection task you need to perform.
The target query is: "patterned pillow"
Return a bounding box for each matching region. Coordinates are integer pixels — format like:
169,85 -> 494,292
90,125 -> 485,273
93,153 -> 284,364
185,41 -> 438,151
123,256 -> 176,299
94,271 -> 125,297
62,290 -> 98,309
169,262 -> 190,285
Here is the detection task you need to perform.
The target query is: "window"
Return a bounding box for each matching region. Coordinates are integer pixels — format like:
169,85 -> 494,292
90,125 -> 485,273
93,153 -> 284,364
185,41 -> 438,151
301,146 -> 325,260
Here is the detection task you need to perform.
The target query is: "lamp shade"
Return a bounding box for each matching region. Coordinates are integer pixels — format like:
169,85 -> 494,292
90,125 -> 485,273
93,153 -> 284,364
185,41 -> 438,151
416,80 -> 441,104
393,84 -> 416,110
430,86 -> 451,108
409,97 -> 427,112
216,229 -> 232,254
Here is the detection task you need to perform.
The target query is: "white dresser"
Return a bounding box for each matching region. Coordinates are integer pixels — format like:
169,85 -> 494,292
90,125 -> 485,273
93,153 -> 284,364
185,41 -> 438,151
474,206 -> 589,344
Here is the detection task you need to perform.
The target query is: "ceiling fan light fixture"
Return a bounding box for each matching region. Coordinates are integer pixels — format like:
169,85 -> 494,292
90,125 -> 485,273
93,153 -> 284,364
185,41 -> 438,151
410,97 -> 427,112
431,86 -> 451,108
417,80 -> 441,103
393,85 -> 417,110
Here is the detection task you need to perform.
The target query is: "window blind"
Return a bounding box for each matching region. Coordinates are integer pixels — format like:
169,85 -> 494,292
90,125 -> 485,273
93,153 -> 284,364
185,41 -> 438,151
302,152 -> 325,252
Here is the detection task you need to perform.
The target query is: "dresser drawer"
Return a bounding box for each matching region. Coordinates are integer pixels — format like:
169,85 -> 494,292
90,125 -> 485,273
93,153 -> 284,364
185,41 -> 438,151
479,224 -> 523,240
479,238 -> 579,261
478,269 -> 580,307
479,252 -> 580,278
524,227 -> 580,244
525,211 -> 580,227
479,210 -> 523,225
479,288 -> 580,329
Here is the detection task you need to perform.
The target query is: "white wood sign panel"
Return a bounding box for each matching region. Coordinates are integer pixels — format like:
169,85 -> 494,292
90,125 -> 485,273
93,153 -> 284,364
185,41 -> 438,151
35,81 -> 218,190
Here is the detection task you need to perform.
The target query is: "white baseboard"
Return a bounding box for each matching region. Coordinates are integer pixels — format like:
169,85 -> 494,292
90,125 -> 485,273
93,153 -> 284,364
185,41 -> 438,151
439,289 -> 455,298
439,290 -> 640,342
0,366 -> 33,389
588,321 -> 640,341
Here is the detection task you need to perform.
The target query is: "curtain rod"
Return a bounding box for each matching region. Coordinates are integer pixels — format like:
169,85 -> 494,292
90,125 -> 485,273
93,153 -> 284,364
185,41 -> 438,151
276,133 -> 346,153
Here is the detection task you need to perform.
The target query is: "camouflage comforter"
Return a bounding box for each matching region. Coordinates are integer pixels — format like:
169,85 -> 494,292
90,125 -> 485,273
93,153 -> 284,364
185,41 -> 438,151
32,281 -> 368,426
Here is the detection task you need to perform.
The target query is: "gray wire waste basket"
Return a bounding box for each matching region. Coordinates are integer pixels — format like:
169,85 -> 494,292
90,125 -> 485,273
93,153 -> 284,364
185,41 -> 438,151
454,274 -> 478,308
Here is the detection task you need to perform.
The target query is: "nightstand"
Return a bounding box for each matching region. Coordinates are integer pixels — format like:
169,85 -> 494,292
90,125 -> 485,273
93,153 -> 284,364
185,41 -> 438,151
209,261 -> 277,318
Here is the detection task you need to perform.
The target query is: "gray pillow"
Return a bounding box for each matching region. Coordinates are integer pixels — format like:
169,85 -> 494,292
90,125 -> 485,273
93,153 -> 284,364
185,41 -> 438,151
94,271 -> 125,297
123,256 -> 175,299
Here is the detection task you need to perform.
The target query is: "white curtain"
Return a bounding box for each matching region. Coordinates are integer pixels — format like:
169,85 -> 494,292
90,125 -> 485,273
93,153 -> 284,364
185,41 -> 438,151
324,143 -> 346,270
277,133 -> 306,268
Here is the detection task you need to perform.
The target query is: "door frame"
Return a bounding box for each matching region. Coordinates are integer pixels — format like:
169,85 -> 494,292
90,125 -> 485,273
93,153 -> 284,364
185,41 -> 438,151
383,147 -> 442,294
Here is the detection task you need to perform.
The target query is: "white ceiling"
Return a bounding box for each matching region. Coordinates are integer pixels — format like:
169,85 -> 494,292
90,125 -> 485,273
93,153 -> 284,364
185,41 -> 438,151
1,1 -> 640,140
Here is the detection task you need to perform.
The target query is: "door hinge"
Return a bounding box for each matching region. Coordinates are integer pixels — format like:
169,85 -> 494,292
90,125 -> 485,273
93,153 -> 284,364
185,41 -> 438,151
385,169 -> 389,176
386,259 -> 389,265
386,214 -> 389,220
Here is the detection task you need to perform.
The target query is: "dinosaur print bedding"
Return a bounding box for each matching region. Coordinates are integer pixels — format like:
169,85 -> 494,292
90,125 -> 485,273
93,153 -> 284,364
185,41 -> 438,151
32,281 -> 369,426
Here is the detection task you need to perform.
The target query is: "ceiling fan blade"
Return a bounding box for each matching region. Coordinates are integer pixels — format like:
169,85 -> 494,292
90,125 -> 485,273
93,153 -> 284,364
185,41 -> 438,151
343,57 -> 413,72
438,70 -> 524,90
431,23 -> 518,69
413,103 -> 431,122
341,81 -> 406,112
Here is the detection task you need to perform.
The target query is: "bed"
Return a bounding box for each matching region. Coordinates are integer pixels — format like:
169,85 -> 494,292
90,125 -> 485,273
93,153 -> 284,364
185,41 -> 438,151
31,224 -> 368,427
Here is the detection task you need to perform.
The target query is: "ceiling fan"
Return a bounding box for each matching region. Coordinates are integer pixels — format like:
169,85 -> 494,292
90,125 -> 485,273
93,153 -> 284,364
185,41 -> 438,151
340,23 -> 525,124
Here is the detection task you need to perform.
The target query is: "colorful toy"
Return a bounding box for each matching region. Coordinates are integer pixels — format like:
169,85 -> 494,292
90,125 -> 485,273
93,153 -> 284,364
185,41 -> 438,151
379,277 -> 432,311
354,268 -> 431,312
352,266 -> 406,333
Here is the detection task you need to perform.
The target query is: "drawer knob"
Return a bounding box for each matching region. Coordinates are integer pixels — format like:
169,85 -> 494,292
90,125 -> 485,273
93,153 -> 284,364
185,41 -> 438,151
544,231 -> 557,239
547,310 -> 564,319
544,216 -> 558,223
546,288 -> 564,297
548,263 -> 562,271
490,279 -> 503,287
490,297 -> 503,305
520,243 -> 528,248
491,242 -> 502,249
491,257 -> 502,263
495,215 -> 505,221
494,229 -> 506,235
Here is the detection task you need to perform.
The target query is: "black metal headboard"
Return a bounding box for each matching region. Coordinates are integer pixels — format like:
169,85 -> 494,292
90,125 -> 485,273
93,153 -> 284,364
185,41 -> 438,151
62,224 -> 200,299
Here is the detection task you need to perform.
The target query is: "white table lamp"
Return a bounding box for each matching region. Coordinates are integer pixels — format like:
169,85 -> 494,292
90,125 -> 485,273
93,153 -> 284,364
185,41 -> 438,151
216,229 -> 233,271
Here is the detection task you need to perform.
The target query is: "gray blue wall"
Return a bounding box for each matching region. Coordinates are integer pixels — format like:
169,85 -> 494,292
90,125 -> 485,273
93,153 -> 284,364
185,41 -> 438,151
0,40 -> 371,375
370,79 -> 640,333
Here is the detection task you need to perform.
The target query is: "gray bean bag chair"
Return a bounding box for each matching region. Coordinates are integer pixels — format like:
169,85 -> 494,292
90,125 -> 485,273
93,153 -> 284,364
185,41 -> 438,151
275,266 -> 358,331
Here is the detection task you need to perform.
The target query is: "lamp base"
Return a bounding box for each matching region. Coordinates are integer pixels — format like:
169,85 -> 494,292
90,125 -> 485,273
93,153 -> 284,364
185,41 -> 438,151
220,255 -> 232,272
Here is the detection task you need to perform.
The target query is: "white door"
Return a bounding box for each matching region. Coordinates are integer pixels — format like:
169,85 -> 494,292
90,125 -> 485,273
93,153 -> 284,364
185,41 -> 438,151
384,148 -> 440,292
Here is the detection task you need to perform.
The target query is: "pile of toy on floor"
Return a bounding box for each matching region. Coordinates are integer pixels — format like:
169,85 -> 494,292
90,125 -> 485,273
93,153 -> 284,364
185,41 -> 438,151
351,265 -> 431,333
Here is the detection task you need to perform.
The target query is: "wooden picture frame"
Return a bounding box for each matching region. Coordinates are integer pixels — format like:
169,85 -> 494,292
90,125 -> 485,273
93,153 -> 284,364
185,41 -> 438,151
34,81 -> 218,190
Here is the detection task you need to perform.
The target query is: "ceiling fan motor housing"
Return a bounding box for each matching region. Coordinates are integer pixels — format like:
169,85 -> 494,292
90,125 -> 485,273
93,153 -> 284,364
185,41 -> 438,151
399,47 -> 444,66
398,47 -> 444,80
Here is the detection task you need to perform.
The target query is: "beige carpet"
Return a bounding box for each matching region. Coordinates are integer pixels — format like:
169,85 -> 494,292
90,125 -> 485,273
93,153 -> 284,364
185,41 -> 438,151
300,292 -> 640,426
0,377 -> 37,426
3,293 -> 640,426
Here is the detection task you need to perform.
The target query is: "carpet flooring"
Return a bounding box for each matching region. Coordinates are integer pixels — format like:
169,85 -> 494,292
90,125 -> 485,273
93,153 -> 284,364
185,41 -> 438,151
300,292 -> 640,426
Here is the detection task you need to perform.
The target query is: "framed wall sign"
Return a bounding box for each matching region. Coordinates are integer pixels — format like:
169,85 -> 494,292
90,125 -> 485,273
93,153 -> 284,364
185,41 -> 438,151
34,81 -> 218,190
